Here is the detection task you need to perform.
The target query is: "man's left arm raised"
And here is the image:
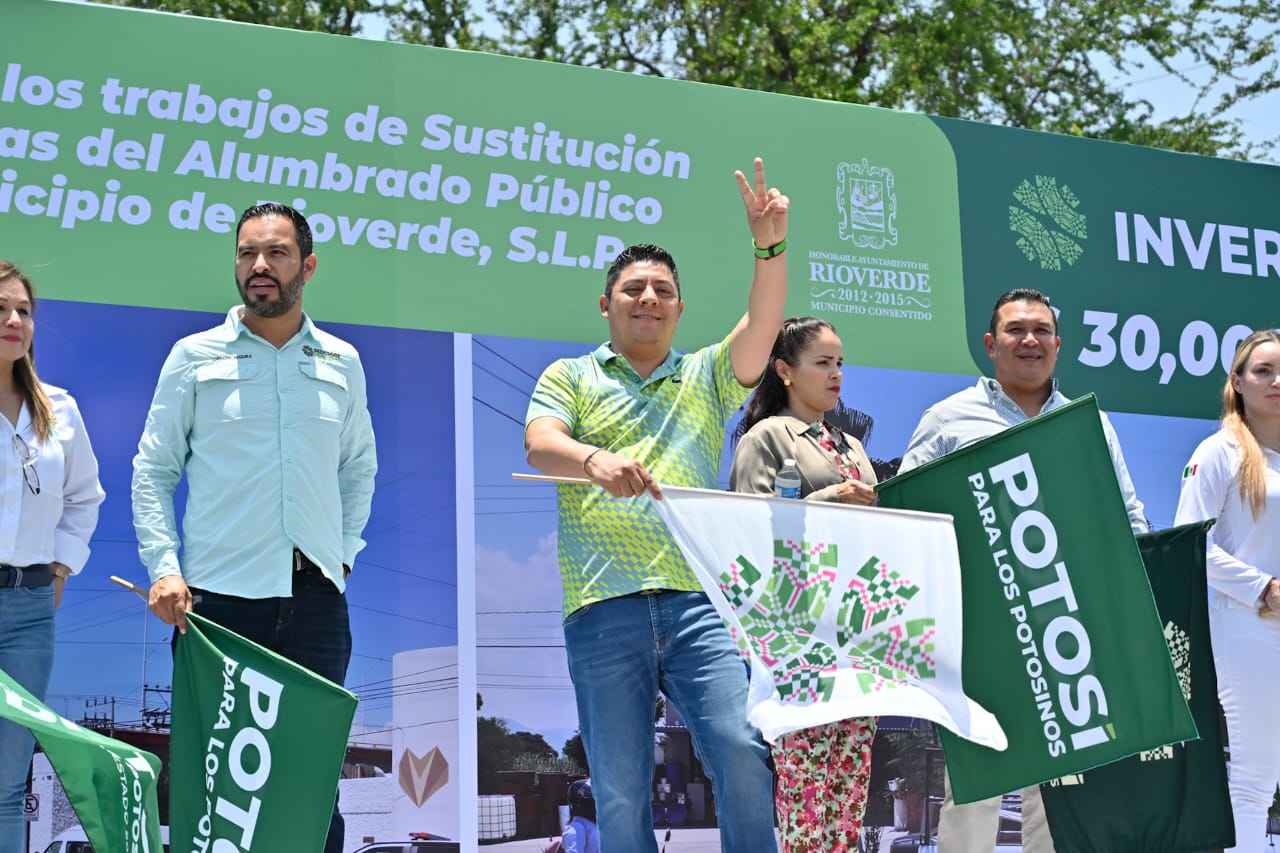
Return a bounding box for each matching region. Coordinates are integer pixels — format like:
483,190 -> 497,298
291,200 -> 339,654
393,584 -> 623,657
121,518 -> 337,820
726,157 -> 790,387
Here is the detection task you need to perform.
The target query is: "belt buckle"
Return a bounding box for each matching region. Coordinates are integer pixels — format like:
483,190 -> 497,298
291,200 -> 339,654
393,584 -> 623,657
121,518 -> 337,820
638,588 -> 662,597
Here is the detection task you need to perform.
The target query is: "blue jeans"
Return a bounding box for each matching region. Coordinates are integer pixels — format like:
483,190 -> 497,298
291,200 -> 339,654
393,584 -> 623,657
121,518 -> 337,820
173,564 -> 351,853
0,585 -> 55,853
563,591 -> 775,853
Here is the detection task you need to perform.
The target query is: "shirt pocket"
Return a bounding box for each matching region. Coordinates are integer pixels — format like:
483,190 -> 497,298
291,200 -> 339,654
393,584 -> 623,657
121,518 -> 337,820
193,358 -> 268,422
293,360 -> 348,423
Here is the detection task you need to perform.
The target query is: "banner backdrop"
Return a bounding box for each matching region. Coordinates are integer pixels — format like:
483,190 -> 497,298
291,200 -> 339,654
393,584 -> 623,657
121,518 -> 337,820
654,486 -> 1005,748
170,612 -> 358,853
2,0 -> 972,373
943,120 -> 1280,419
0,668 -> 162,853
9,0 -> 1280,423
1040,521 -> 1233,853
7,0 -> 1280,847
876,397 -> 1195,803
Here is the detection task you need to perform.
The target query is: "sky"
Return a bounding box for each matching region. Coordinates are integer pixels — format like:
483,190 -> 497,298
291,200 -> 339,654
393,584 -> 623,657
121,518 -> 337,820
1120,54 -> 1280,161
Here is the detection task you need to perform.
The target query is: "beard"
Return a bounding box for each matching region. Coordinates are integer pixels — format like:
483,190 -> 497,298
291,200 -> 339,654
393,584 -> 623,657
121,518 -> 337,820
237,269 -> 304,319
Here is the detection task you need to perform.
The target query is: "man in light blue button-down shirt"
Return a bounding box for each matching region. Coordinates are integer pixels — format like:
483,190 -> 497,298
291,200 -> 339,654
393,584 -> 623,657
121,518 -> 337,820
131,203 -> 376,853
899,288 -> 1146,853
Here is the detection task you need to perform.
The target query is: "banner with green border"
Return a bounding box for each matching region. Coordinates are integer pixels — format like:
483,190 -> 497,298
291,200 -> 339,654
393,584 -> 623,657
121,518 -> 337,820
5,0 -> 972,373
933,117 -> 1280,419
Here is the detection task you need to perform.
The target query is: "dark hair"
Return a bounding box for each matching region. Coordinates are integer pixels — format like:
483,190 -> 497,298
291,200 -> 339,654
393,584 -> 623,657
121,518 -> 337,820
736,317 -> 835,439
988,288 -> 1056,336
0,261 -> 55,440
236,202 -> 314,259
567,778 -> 595,822
604,243 -> 680,300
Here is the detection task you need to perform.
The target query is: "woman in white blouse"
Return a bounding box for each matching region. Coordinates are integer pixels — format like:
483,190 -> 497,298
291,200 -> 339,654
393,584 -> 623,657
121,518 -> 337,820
1175,329 -> 1280,852
0,261 -> 104,853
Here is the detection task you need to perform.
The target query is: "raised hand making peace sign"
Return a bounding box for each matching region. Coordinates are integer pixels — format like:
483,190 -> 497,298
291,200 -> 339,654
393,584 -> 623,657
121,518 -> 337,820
735,157 -> 790,253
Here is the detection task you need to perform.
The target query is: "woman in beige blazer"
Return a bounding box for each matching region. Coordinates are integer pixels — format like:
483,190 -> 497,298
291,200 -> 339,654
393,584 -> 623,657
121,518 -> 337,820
729,316 -> 877,853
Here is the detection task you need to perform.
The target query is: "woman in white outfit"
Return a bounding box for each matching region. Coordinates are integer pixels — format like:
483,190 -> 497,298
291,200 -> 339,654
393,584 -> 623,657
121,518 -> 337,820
0,261 -> 104,853
1175,329 -> 1280,853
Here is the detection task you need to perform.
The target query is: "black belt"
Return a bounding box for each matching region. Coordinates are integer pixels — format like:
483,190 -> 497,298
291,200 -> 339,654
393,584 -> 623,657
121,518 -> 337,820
0,564 -> 53,588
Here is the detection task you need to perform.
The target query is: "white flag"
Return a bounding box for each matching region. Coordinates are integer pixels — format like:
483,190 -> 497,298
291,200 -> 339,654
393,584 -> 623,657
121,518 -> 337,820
653,486 -> 1006,749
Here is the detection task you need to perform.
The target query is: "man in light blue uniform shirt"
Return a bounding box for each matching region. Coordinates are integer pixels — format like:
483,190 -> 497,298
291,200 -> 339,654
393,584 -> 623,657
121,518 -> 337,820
131,202 -> 376,853
899,288 -> 1146,853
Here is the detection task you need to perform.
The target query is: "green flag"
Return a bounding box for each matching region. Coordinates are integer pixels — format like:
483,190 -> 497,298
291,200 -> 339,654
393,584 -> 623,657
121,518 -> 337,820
171,612 -> 358,852
1040,521 -> 1234,852
877,396 -> 1195,803
0,668 -> 162,852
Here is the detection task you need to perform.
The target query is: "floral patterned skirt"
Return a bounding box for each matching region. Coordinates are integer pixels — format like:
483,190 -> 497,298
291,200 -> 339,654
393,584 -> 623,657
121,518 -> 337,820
774,717 -> 877,853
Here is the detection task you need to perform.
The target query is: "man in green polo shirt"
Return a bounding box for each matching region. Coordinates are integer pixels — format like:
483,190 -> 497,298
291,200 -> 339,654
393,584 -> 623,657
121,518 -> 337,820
525,158 -> 789,853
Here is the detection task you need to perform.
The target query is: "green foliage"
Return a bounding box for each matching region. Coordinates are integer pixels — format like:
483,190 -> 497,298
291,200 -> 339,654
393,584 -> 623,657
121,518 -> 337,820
506,729 -> 560,761
476,715 -> 570,792
96,0 -> 381,35
562,731 -> 588,773
476,715 -> 514,794
485,0 -> 1280,160
881,727 -> 939,797
90,0 -> 1280,157
384,0 -> 498,49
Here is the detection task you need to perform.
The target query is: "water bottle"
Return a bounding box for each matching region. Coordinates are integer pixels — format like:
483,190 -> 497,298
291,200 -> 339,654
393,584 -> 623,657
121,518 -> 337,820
774,458 -> 801,499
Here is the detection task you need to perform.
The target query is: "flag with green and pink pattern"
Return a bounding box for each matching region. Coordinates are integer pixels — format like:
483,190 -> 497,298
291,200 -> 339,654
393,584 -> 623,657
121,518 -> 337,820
655,487 -> 1005,749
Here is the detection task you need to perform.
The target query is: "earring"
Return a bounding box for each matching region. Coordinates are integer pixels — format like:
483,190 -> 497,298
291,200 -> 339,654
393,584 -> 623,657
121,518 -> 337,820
783,379 -> 792,386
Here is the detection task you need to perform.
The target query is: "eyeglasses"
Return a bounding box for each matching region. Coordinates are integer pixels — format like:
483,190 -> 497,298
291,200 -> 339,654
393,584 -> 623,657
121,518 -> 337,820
12,434 -> 40,496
